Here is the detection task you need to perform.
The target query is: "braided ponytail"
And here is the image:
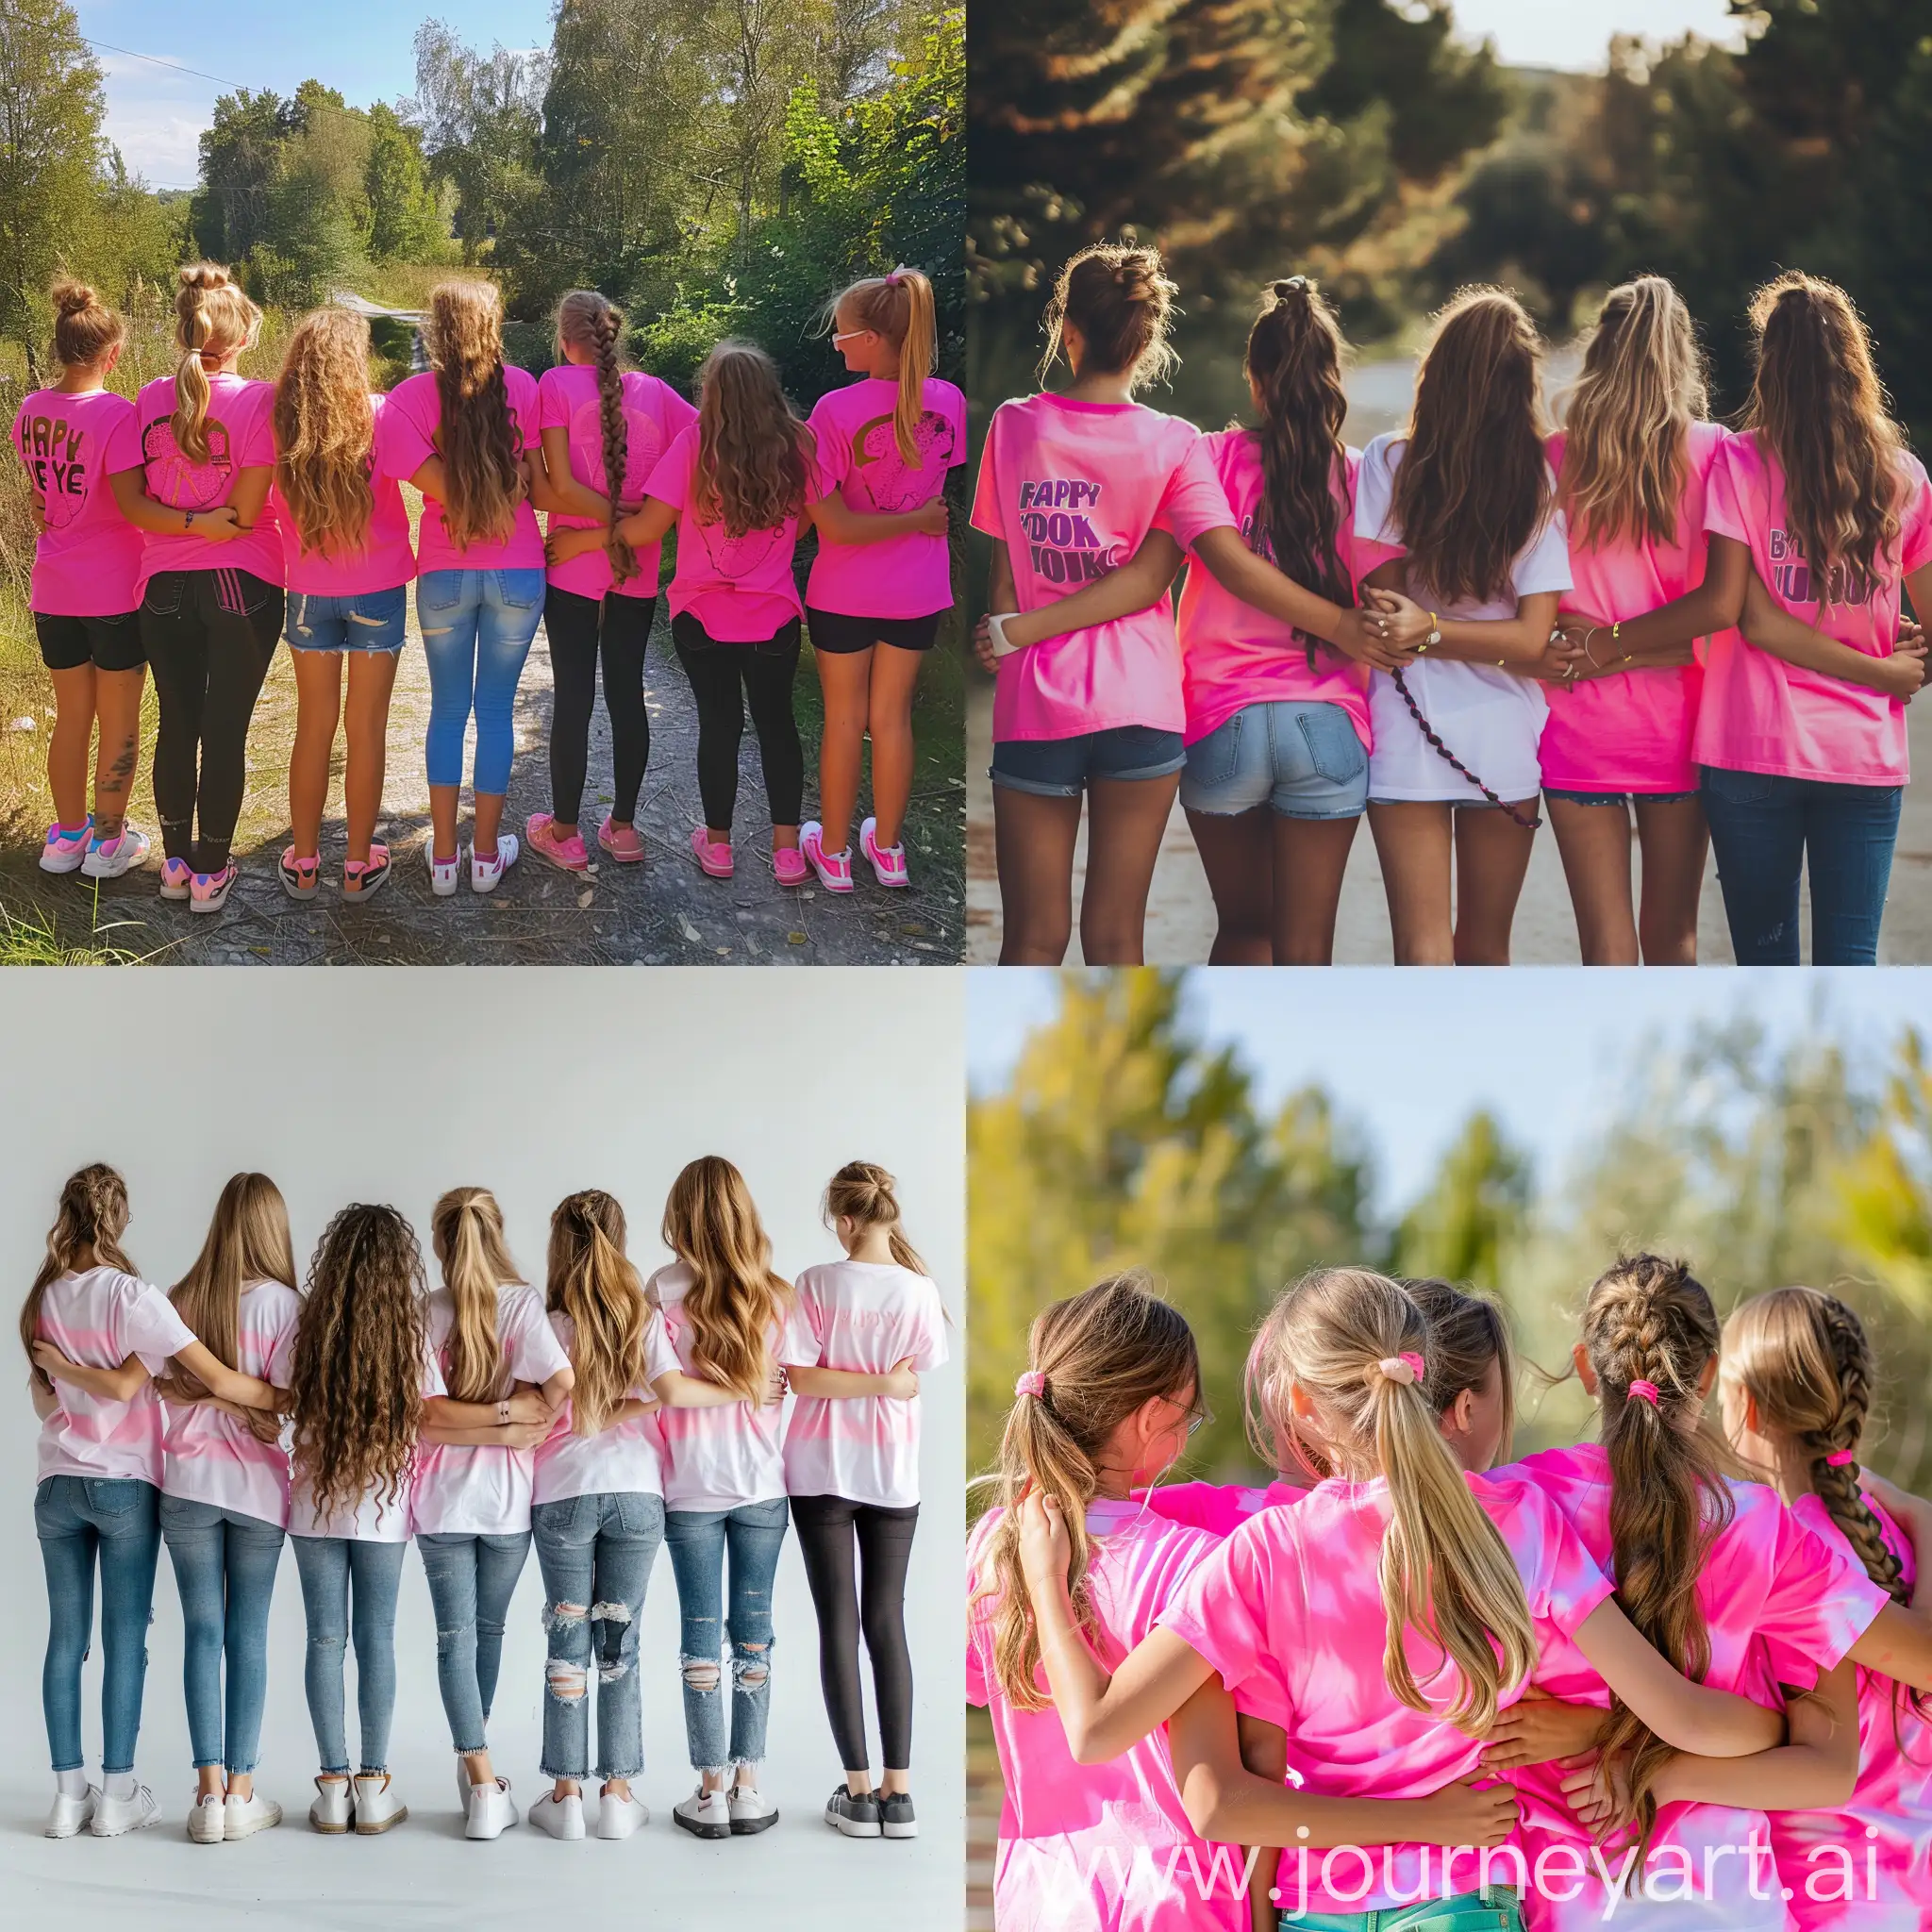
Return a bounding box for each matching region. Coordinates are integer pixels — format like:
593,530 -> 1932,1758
21,1164 -> 135,1389
557,290 -> 639,585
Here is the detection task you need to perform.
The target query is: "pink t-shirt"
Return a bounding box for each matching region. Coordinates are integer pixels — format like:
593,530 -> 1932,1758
408,1282 -> 574,1537
970,393 -> 1237,741
806,375 -> 965,619
106,374 -> 284,591
1159,1470 -> 1614,1918
285,1345 -> 444,1543
1138,1477 -> 1307,1541
33,1266 -> 196,1486
967,1497 -> 1245,1932
1175,435 -> 1371,749
1694,431 -> 1932,785
11,388 -> 144,614
158,1278 -> 301,1527
643,423 -> 827,643
530,1306 -> 681,1507
782,1259 -> 949,1509
374,365 -> 544,575
538,363 -> 697,600
274,392 -> 418,597
647,1262 -> 820,1513
1539,422 -> 1727,793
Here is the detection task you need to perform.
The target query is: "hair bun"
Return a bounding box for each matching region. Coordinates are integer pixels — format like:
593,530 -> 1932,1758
179,263 -> 229,293
51,279 -> 96,317
1272,275 -> 1310,301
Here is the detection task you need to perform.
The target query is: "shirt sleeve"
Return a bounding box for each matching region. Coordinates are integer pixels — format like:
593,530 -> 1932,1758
508,1290 -> 573,1385
641,1307 -> 680,1389
643,427 -> 695,510
777,1295 -> 822,1370
808,396 -> 852,491
105,398 -> 145,476
9,398 -> 25,466
1703,436 -> 1749,544
236,385 -> 275,468
537,367 -> 569,431
946,388 -> 968,470
264,1295 -> 303,1388
1509,499 -> 1574,600
119,1280 -> 198,1370
1897,458 -> 1932,578
969,404 -> 1007,541
1158,1522 -> 1294,1728
375,383 -> 435,483
421,1340 -> 447,1400
910,1282 -> 950,1373
1515,1482 -> 1615,1634
1153,431 -> 1237,548
1756,1498 -> 1890,1688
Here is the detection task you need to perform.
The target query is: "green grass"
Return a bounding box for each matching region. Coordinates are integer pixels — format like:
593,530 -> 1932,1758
0,898 -> 156,963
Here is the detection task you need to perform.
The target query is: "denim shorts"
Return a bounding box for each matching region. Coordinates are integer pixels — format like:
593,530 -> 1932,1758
991,725 -> 1187,797
1180,699 -> 1369,820
1545,787 -> 1699,808
285,585 -> 408,653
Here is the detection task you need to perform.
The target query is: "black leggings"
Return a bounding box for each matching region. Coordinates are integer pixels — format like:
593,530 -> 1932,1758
141,568 -> 284,872
545,586 -> 654,824
790,1493 -> 919,1773
670,612 -> 803,833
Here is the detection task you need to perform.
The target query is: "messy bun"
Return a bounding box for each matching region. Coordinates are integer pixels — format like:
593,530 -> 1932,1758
824,1160 -> 926,1274
48,279 -> 124,370
1040,242 -> 1178,391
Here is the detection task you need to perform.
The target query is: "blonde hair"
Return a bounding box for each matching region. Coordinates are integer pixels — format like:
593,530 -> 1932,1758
49,279 -> 124,370
21,1164 -> 135,1391
274,307 -> 377,558
835,267 -> 937,464
556,290 -> 640,585
546,1191 -> 654,1436
430,1186 -> 521,1404
425,279 -> 524,552
824,1160 -> 926,1274
659,1156 -> 791,1404
173,262 -> 260,464
693,341 -> 812,538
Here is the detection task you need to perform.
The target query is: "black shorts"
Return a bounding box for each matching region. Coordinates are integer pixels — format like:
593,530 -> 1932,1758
805,606 -> 943,654
36,609 -> 144,674
670,610 -> 802,657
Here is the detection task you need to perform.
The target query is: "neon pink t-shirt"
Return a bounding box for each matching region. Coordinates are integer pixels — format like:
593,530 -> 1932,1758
806,375 -> 964,619
782,1259 -> 948,1509
158,1278 -> 301,1527
1175,435 -> 1371,749
1539,422 -> 1726,793
106,374 -> 284,591
967,1497 -> 1245,1932
1160,1470 -> 1614,1918
374,366 -> 544,575
1694,431 -> 1932,785
530,1307 -> 681,1507
33,1266 -> 196,1486
286,1347 -> 443,1543
970,393 -> 1237,741
11,388 -> 144,615
273,392 -> 418,597
1138,1477 -> 1308,1541
538,363 -> 697,600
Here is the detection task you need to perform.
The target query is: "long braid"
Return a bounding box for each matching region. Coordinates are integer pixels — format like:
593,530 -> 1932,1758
589,304 -> 638,585
1387,667 -> 1542,829
1807,1296 -> 1909,1599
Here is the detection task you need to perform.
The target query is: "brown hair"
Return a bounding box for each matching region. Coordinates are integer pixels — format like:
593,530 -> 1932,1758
425,279 -> 525,552
1391,288 -> 1552,606
835,267 -> 938,464
1741,272 -> 1906,603
693,341 -> 812,538
556,290 -> 639,585
546,1191 -> 654,1437
659,1156 -> 791,1404
1040,243 -> 1177,392
21,1164 -> 135,1392
172,262 -> 260,465
49,279 -> 124,370
274,307 -> 377,558
1401,1275 -> 1517,1459
824,1160 -> 926,1274
430,1187 -> 520,1405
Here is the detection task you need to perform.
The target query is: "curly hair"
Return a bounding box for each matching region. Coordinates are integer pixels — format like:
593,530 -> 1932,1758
425,279 -> 525,552
693,341 -> 812,538
547,1191 -> 654,1436
21,1164 -> 135,1391
556,290 -> 640,585
274,307 -> 377,558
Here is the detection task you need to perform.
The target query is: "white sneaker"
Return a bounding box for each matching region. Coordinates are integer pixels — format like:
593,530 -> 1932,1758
596,1790 -> 648,1840
465,1775 -> 519,1840
308,1777 -> 353,1834
187,1792 -> 226,1843
81,824 -> 150,878
225,1791 -> 281,1840
352,1772 -> 407,1835
470,831 -> 519,893
728,1784 -> 778,1836
530,1790 -> 585,1840
427,841 -> 461,896
92,1783 -> 160,1836
673,1787 -> 731,1840
44,1785 -> 97,1838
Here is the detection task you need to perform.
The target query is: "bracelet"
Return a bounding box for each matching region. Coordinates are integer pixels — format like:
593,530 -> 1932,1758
1582,628 -> 1603,672
1418,612 -> 1440,655
986,610 -> 1023,658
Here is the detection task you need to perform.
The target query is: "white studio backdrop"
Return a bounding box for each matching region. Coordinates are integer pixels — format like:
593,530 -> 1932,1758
0,967 -> 966,1929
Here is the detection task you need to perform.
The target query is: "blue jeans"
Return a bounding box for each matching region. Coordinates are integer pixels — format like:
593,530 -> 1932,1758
158,1498 -> 285,1774
417,1529 -> 531,1756
1701,764 -> 1902,965
290,1534 -> 408,1775
285,584 -> 408,653
531,1492 -> 666,1782
416,568 -> 545,795
663,1497 -> 788,1774
35,1474 -> 161,1774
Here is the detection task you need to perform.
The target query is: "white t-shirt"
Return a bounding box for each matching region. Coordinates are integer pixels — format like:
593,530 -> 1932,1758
1355,433 -> 1572,805
783,1259 -> 949,1509
285,1344 -> 444,1543
159,1277 -> 302,1526
648,1262 -> 820,1514
33,1266 -> 196,1485
408,1282 -> 573,1537
531,1306 -> 681,1507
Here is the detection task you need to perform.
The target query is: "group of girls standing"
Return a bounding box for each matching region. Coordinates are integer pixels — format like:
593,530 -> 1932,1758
25,1155 -> 946,1846
974,245 -> 1930,967
13,262 -> 960,913
969,1262 -> 1932,1931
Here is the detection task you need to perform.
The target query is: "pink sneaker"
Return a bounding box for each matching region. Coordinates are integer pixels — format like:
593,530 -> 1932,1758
188,863 -> 239,914
860,817 -> 909,889
279,847 -> 320,901
690,826 -> 733,879
799,821 -> 853,892
343,844 -> 390,900
158,856 -> 193,900
39,818 -> 92,874
598,818 -> 645,863
772,844 -> 809,888
526,812 -> 589,872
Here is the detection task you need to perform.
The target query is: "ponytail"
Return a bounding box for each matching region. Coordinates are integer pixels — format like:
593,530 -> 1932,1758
837,268 -> 937,466
21,1164 -> 134,1391
546,1191 -> 651,1435
556,290 -> 639,584
430,1186 -> 518,1403
824,1158 -> 927,1275
172,263 -> 258,465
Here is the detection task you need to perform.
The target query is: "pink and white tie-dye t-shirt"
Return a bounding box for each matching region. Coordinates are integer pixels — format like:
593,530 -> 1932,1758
158,1278 -> 301,1526
34,1266 -> 196,1485
530,1307 -> 681,1507
274,393 -> 418,598
538,363 -> 697,600
806,375 -> 965,620
1139,1478 -> 1308,1541
782,1259 -> 948,1509
285,1345 -> 444,1543
1540,422 -> 1727,793
970,393 -> 1237,741
967,1497 -> 1246,1932
11,388 -> 145,614
1160,1470 -> 1614,1918
1695,431 -> 1932,785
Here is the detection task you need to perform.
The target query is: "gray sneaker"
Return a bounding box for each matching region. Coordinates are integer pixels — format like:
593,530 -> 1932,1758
879,1791 -> 917,1840
824,1786 -> 881,1839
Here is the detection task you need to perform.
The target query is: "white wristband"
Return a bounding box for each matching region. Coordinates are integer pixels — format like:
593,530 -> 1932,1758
987,610 -> 1024,658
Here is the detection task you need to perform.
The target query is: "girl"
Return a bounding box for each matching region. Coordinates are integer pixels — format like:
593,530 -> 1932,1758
23,1164 -> 277,1840
526,290 -> 695,872
798,267 -> 965,893
412,1185 -> 574,1840
1541,276 -> 1729,965
787,1162 -> 948,1839
613,341 -> 941,888
106,263 -> 283,914
13,282 -> 152,879
273,306 -> 419,901
375,278 -> 544,896
1695,273 -> 1932,965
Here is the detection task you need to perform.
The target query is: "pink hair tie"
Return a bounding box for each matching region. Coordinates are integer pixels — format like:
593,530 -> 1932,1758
1015,1370 -> 1045,1399
1626,1379 -> 1661,1407
1376,1352 -> 1424,1386
1824,1449 -> 1857,1467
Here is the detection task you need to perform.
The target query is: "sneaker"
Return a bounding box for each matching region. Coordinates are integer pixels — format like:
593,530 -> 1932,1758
187,1792 -> 226,1843
525,812 -> 589,873
598,817 -> 645,864
92,1783 -> 160,1837
772,845 -> 809,889
727,1785 -> 778,1836
689,825 -> 733,879
82,824 -> 149,879
39,818 -> 92,874
342,844 -> 390,901
860,818 -> 909,889
351,1772 -> 406,1835
530,1790 -> 586,1840
879,1791 -> 917,1839
279,847 -> 320,901
308,1777 -> 353,1834
824,1786 -> 881,1839
188,863 -> 238,914
224,1791 -> 282,1840
465,1775 -> 519,1840
158,856 -> 193,901
471,831 -> 520,894
44,1785 -> 97,1838
426,841 -> 461,896
799,822 -> 854,892
596,1790 -> 648,1840
673,1787 -> 731,1840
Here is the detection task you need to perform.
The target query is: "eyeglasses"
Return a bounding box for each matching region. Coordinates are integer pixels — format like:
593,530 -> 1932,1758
830,327 -> 877,346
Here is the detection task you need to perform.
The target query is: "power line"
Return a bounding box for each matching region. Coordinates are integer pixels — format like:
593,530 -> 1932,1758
0,8 -> 244,88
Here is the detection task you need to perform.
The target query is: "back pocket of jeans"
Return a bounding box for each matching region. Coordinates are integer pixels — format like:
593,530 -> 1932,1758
1186,714 -> 1243,791
1297,704 -> 1368,785
1704,765 -> 1774,808
140,575 -> 182,618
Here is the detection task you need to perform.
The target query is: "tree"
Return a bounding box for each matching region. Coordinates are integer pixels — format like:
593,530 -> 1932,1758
264,86 -> 374,305
365,104 -> 448,265
192,90 -> 297,266
1391,1110 -> 1532,1292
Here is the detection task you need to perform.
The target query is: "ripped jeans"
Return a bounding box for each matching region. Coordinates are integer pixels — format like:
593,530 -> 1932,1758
662,1496 -> 789,1775
529,1491 -> 665,1782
